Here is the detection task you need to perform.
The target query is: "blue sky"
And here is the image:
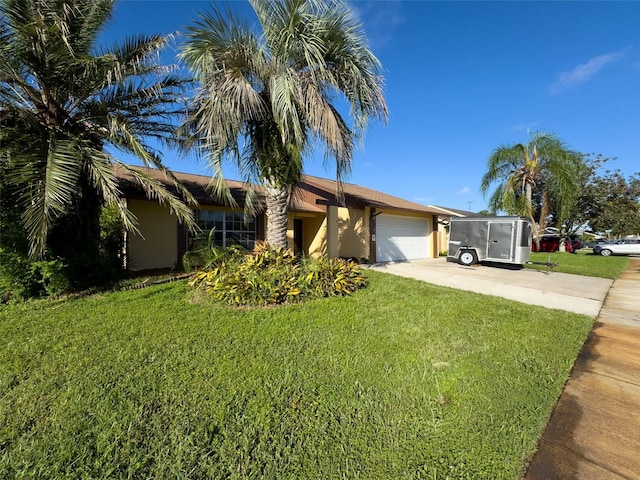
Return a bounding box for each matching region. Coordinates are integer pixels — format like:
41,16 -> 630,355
107,0 -> 640,212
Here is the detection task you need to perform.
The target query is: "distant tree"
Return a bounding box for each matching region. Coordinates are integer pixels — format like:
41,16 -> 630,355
549,154 -> 603,235
179,0 -> 388,248
480,132 -> 585,248
579,169 -> 640,237
0,0 -> 196,283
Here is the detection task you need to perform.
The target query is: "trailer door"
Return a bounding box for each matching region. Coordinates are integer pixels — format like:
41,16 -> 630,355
487,222 -> 514,261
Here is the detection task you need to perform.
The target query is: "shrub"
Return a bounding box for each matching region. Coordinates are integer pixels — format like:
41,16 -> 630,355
0,249 -> 70,302
182,229 -> 227,272
300,255 -> 369,297
0,249 -> 33,301
1,202 -> 125,293
189,243 -> 368,307
99,203 -> 125,272
31,259 -> 72,296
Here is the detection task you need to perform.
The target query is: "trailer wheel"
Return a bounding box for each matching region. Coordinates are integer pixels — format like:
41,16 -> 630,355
459,250 -> 477,266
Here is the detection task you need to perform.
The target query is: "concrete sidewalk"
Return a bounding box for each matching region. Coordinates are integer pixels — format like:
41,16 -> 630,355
524,257 -> 640,480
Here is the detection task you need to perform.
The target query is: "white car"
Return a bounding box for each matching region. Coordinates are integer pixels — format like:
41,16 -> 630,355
593,238 -> 640,256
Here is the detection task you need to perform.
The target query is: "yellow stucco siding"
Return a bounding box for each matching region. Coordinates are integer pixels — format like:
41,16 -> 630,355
431,216 -> 439,258
437,222 -> 449,255
337,207 -> 368,259
286,214 -> 294,251
127,199 -> 179,271
304,216 -> 327,258
287,214 -> 327,258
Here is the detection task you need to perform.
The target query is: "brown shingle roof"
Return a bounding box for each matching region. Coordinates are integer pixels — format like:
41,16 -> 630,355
299,175 -> 442,215
115,165 -> 324,213
116,165 -> 437,216
115,164 -> 247,205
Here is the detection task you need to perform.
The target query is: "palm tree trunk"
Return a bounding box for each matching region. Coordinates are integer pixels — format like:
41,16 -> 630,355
525,183 -> 542,250
538,190 -> 551,234
263,177 -> 290,249
533,189 -> 552,251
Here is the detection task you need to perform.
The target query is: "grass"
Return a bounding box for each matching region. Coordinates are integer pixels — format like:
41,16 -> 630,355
0,272 -> 594,479
526,250 -> 629,279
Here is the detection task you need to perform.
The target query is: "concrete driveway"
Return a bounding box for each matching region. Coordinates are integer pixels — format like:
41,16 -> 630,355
367,258 -> 613,317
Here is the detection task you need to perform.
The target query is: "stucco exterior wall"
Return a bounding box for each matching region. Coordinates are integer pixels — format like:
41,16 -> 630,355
127,199 -> 178,271
287,214 -> 327,258
437,221 -> 449,255
337,207 -> 368,259
286,214 -> 294,251
304,216 -> 327,258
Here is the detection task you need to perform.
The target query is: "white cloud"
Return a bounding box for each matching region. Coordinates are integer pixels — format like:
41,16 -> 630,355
550,52 -> 625,94
350,1 -> 405,51
456,187 -> 470,195
505,121 -> 540,133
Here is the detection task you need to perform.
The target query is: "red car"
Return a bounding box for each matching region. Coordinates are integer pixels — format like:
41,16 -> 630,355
532,235 -> 580,253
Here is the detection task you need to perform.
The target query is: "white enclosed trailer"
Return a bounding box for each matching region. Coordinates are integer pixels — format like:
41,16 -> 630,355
447,216 -> 532,266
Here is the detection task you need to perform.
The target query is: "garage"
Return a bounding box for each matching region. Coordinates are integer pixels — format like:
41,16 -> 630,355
376,214 -> 430,262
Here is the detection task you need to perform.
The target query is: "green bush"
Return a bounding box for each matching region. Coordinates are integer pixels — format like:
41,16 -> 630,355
0,249 -> 32,301
182,229 -> 226,272
0,249 -> 70,302
189,243 -> 368,307
99,203 -> 125,273
31,259 -> 71,296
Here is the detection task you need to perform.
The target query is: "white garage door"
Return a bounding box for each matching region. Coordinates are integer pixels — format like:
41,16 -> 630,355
376,214 -> 430,262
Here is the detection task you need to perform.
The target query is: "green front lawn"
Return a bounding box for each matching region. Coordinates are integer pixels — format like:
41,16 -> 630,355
526,250 -> 629,279
0,272 -> 593,479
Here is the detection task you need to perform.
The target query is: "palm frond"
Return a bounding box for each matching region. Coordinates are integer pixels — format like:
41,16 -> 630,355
483,131 -> 585,226
119,165 -> 196,231
180,0 -> 387,246
1,0 -> 195,257
14,135 -> 83,258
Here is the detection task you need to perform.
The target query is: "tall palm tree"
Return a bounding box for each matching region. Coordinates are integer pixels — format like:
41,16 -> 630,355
179,0 -> 388,248
480,132 -> 584,247
0,0 -> 196,263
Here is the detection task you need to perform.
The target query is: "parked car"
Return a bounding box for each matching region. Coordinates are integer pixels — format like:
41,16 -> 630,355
593,238 -> 640,256
532,234 -> 580,253
585,238 -> 608,248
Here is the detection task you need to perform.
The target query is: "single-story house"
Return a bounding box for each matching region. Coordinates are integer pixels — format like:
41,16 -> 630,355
117,166 -> 444,271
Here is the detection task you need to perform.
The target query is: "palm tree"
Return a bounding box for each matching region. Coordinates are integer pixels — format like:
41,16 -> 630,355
480,132 -> 584,248
0,0 -> 196,265
179,0 -> 388,248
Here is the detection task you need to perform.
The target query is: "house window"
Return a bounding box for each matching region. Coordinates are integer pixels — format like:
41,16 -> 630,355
195,210 -> 256,250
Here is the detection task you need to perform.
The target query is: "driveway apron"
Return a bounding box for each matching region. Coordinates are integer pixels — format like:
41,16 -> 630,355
367,257 -> 612,316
